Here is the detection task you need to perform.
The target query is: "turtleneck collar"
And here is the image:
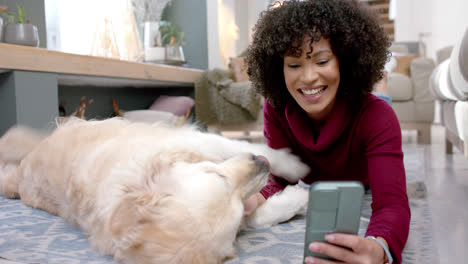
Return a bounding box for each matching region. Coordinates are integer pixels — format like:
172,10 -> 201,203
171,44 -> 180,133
285,96 -> 351,151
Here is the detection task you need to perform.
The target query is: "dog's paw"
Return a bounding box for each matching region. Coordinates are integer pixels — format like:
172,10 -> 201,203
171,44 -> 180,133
0,162 -> 20,198
267,148 -> 310,182
245,185 -> 308,229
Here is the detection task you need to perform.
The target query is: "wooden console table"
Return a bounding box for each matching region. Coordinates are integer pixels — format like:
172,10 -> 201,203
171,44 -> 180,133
0,43 -> 203,134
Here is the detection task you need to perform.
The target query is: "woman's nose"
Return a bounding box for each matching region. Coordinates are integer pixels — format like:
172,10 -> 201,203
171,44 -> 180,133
301,65 -> 319,83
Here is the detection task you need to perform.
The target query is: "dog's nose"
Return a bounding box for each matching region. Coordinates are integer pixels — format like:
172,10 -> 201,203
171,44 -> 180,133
254,155 -> 270,174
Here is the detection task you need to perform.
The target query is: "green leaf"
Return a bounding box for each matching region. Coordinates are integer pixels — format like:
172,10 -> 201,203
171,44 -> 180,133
0,4 -> 30,24
159,21 -> 184,46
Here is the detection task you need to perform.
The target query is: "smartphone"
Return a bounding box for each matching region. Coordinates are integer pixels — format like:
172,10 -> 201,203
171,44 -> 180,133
303,181 -> 364,261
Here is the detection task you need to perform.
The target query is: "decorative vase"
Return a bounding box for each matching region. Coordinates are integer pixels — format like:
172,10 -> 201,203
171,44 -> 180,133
165,45 -> 185,62
4,23 -> 39,47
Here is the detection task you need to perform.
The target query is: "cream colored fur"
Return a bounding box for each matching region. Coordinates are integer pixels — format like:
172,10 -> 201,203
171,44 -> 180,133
0,118 -> 309,264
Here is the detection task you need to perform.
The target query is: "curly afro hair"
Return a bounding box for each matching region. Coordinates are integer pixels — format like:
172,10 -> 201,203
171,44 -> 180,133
245,0 -> 390,109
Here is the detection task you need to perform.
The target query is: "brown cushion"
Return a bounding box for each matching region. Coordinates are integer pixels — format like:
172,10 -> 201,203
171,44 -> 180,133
229,57 -> 250,82
393,54 -> 420,76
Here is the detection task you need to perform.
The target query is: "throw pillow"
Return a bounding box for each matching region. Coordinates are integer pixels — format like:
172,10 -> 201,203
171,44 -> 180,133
393,54 -> 420,76
229,57 -> 250,82
148,95 -> 194,117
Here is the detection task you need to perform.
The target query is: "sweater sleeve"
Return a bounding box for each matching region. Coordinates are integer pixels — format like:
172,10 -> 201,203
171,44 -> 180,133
360,100 -> 411,264
260,101 -> 294,199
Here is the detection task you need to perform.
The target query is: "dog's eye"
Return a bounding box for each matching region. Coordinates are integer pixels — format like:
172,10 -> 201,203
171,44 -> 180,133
203,165 -> 230,181
213,171 -> 227,179
207,169 -> 228,179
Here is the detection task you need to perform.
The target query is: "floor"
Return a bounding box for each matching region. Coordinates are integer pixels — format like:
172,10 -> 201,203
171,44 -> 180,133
403,125 -> 468,264
0,125 -> 465,264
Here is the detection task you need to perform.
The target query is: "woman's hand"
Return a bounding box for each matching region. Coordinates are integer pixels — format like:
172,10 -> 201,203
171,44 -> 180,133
243,193 -> 266,216
304,233 -> 387,264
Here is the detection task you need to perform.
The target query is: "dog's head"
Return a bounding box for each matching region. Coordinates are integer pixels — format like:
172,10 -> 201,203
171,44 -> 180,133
109,153 -> 269,264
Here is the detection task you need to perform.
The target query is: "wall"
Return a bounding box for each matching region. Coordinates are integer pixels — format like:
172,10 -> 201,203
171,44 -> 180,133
206,0 -> 269,70
234,0 -> 249,56
236,0 -> 270,53
395,0 -> 468,60
429,0 -> 468,59
162,0 -> 208,70
206,0 -> 221,69
0,0 -> 47,48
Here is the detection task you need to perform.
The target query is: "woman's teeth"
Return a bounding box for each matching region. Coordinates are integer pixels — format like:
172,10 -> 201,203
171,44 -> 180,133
301,87 -> 325,96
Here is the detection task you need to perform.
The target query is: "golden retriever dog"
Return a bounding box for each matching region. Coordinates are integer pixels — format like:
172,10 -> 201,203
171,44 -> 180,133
0,118 -> 309,264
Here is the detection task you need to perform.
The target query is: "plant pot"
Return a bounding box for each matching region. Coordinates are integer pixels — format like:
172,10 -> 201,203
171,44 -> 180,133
4,23 -> 39,47
144,46 -> 166,62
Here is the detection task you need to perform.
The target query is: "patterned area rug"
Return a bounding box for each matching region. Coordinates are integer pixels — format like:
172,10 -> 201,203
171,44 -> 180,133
228,187 -> 434,264
228,145 -> 437,264
0,146 -> 437,264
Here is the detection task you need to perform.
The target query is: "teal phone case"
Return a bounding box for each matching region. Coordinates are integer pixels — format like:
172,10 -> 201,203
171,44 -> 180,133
303,181 -> 364,261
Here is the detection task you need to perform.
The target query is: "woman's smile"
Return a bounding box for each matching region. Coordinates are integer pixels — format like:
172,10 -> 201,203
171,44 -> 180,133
299,85 -> 328,100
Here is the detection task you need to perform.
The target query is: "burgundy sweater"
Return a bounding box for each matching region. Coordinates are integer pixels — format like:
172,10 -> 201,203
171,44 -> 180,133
260,94 -> 410,263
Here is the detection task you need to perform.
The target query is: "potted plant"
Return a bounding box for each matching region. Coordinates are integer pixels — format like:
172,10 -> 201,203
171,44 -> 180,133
159,21 -> 185,63
0,4 -> 39,47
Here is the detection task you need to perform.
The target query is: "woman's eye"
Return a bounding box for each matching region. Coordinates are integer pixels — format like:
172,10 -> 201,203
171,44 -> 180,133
317,60 -> 329,65
287,64 -> 300,68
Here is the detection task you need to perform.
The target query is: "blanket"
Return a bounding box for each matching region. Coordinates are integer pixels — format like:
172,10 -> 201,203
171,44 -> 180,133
195,69 -> 262,125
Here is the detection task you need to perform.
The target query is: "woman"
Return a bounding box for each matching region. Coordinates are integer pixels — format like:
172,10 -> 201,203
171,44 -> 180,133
244,0 -> 410,263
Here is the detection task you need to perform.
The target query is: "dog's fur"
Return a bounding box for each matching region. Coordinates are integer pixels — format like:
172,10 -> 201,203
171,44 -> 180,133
0,118 -> 309,264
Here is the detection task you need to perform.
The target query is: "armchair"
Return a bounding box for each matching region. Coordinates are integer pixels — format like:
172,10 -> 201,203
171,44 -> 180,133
386,47 -> 436,144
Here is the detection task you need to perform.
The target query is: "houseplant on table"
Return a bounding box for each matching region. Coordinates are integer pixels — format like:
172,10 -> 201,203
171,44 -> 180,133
0,4 -> 39,47
159,21 -> 185,65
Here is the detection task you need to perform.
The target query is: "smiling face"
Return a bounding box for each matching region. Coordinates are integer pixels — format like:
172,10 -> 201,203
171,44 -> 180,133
283,37 -> 340,120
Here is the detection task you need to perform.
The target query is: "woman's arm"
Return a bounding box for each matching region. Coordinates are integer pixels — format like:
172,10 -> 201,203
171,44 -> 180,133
361,99 -> 411,263
260,101 -> 296,199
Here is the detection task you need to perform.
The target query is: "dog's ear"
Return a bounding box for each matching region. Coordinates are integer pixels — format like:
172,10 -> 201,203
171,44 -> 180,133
109,156 -> 233,264
109,184 -> 157,249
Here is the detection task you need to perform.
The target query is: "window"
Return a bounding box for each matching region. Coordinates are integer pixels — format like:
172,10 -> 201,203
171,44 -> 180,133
45,0 -> 143,61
